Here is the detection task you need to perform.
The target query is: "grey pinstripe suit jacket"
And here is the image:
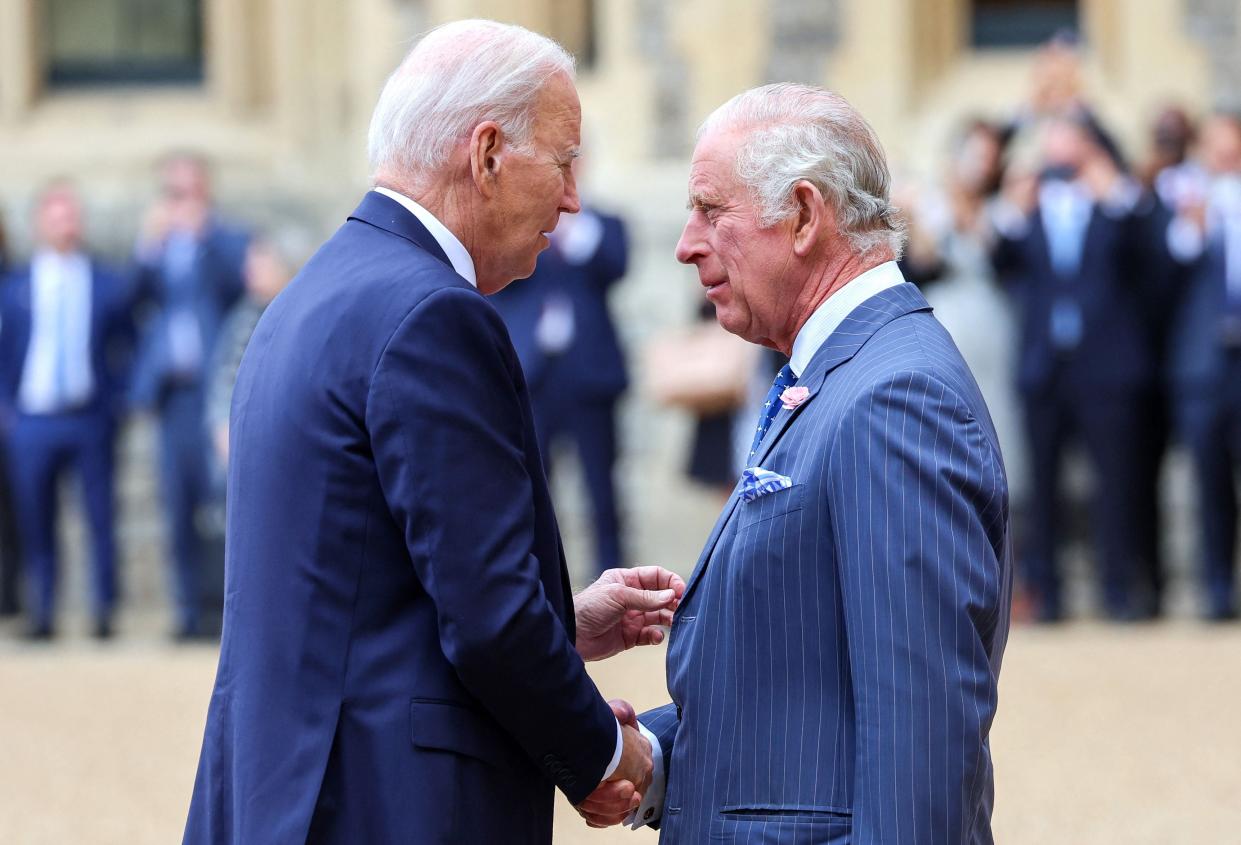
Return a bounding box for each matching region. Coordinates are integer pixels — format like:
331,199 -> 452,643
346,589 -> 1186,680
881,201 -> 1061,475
642,283 -> 1013,844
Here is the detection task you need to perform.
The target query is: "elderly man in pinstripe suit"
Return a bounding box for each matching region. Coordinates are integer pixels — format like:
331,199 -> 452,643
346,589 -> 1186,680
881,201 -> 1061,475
581,84 -> 1013,843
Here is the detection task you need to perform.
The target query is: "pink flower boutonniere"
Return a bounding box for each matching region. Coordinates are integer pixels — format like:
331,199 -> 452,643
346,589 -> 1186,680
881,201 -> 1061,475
780,386 -> 810,410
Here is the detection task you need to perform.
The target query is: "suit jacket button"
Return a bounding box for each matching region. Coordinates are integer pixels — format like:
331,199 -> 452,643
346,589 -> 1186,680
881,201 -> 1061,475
643,808 -> 655,821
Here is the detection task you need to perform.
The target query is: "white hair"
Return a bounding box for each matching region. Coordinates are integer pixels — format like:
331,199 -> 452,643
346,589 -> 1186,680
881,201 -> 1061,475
367,19 -> 575,184
700,83 -> 906,258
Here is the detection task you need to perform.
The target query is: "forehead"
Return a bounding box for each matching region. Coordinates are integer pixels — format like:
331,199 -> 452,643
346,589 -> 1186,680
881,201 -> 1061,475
1205,117 -> 1241,143
688,127 -> 746,200
40,190 -> 79,212
532,73 -> 581,146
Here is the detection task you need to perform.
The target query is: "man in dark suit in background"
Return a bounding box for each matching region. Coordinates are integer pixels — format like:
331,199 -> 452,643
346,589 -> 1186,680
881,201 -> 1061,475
490,185 -> 630,574
130,153 -> 247,639
1166,112 -> 1241,620
184,20 -> 680,844
0,211 -> 20,619
0,182 -> 133,639
993,115 -> 1152,621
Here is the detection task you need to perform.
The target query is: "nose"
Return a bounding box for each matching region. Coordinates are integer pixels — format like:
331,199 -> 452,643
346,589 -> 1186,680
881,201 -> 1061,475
674,213 -> 704,265
561,169 -> 582,215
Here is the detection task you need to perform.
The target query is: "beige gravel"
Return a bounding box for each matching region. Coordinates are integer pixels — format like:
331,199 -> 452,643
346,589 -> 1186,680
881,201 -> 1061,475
1,622 -> 1239,844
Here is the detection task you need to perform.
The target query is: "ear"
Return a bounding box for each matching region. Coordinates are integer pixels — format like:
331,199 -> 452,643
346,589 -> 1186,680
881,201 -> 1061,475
790,180 -> 828,257
469,121 -> 504,198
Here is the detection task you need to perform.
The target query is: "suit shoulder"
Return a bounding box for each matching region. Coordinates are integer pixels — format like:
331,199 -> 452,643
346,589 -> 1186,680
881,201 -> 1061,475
838,313 -> 985,417
375,284 -> 514,373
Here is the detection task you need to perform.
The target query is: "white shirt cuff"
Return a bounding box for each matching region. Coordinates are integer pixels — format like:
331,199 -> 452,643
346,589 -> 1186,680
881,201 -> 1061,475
1168,216 -> 1205,263
600,718 -> 624,781
1101,177 -> 1141,215
626,722 -> 666,828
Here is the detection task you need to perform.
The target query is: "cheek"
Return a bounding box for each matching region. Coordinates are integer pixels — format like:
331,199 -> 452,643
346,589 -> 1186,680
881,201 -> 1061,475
716,224 -> 752,275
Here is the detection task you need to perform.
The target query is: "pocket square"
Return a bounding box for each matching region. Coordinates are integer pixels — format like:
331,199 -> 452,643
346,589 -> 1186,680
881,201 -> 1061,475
740,466 -> 793,503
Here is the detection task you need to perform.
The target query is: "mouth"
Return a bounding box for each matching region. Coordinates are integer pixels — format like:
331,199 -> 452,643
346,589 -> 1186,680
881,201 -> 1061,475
702,278 -> 729,298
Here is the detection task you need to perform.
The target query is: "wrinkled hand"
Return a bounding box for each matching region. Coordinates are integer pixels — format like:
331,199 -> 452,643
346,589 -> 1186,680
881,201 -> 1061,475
574,566 -> 686,662
576,701 -> 651,828
1081,151 -> 1121,202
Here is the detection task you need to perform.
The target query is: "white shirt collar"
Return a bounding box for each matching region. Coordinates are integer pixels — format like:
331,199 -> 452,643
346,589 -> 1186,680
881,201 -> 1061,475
373,187 -> 477,288
788,260 -> 906,377
32,249 -> 89,276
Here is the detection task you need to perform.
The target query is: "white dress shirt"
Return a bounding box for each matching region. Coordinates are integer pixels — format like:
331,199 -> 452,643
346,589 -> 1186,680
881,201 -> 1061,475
19,250 -> 95,414
374,185 -> 626,781
630,260 -> 907,829
1039,179 -> 1093,278
372,187 -> 478,288
789,260 -> 907,377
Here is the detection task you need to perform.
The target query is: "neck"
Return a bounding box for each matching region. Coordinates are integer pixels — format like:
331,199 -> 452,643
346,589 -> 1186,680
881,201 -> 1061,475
772,246 -> 893,356
375,169 -> 482,260
40,243 -> 80,257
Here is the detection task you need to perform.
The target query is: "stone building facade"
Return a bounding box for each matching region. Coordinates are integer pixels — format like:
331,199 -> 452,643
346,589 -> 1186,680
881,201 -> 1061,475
0,0 -> 1234,250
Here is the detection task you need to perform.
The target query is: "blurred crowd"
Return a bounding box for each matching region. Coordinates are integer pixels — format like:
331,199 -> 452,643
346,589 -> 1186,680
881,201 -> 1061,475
0,154 -> 305,641
888,36 -> 1241,623
676,36 -> 1241,626
2,34 -> 1240,641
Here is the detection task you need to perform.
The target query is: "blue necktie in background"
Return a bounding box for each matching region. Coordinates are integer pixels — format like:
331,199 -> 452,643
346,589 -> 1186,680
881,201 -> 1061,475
51,273 -> 70,408
748,363 -> 796,461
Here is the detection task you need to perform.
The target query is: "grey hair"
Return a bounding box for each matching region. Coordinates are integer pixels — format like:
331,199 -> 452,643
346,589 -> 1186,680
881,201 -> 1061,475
367,19 -> 575,184
700,83 -> 906,258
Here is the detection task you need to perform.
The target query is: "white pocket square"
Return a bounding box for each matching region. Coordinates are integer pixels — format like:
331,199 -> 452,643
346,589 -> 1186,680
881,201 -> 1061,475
740,466 -> 793,503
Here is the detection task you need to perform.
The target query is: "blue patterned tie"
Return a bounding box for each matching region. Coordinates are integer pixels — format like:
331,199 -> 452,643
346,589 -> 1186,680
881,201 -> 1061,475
748,363 -> 797,461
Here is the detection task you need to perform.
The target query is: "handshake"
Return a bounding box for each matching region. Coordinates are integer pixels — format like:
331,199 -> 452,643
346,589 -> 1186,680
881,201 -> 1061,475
578,699 -> 653,828
571,566 -> 684,828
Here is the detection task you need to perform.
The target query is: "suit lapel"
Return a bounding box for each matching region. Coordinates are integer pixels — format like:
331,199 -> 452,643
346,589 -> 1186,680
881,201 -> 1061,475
677,283 -> 934,609
348,191 -> 455,271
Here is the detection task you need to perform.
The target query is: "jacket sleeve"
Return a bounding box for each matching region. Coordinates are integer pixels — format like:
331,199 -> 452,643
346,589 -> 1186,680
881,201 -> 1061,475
586,215 -> 629,290
365,285 -> 616,805
828,370 -> 1010,844
638,701 -> 678,777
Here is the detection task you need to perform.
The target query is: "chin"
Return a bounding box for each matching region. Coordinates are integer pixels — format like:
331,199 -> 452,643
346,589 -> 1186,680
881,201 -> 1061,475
714,308 -> 746,338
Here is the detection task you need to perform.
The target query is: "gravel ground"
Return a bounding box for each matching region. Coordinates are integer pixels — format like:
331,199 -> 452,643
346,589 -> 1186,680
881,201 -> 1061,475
1,621 -> 1239,844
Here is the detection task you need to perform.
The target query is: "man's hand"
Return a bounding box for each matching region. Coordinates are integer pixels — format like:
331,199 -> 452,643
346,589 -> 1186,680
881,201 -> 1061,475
574,566 -> 685,662
1081,150 -> 1121,202
576,705 -> 652,828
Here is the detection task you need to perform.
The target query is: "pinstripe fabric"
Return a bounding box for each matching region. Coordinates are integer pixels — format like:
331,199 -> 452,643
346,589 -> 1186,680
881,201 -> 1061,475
643,283 -> 1012,844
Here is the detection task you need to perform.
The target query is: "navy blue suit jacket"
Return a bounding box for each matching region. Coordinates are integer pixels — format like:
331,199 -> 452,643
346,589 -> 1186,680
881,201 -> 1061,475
1167,232 -> 1232,391
488,211 -> 629,399
129,221 -> 247,408
184,192 -> 616,844
642,284 -> 1012,844
993,202 -> 1151,394
0,260 -> 134,425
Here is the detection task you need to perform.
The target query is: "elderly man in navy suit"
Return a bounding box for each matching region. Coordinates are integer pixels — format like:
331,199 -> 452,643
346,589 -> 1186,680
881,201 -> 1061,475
0,182 -> 133,639
183,20 -> 683,845
579,84 -> 1013,844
